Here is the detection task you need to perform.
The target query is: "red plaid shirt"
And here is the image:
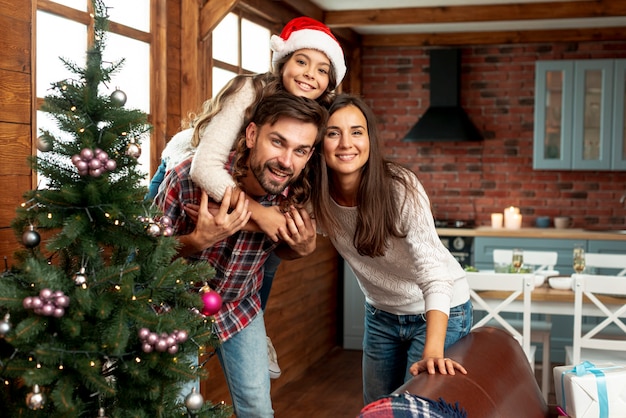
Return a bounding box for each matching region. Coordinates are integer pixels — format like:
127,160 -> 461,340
155,155 -> 285,342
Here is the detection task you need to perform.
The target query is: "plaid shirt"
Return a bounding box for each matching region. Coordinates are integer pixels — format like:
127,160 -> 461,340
155,154 -> 285,342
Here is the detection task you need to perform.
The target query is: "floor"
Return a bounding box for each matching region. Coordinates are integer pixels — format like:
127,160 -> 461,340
272,348 -> 364,418
271,348 -> 558,418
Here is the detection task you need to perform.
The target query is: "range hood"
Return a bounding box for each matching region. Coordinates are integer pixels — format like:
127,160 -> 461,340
404,48 -> 483,142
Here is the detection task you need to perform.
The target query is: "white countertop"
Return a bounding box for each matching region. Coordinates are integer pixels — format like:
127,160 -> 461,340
436,226 -> 626,241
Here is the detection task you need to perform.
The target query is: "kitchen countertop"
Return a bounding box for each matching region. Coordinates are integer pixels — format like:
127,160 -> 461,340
436,226 -> 626,241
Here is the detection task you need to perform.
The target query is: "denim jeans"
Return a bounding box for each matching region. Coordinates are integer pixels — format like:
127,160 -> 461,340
217,311 -> 273,417
362,299 -> 473,405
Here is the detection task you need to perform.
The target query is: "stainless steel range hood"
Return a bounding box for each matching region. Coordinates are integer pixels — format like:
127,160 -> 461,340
404,48 -> 483,142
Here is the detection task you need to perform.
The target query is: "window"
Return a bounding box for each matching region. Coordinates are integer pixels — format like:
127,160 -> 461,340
211,12 -> 271,94
36,0 -> 151,183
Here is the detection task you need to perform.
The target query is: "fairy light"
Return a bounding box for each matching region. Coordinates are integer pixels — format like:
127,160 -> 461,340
58,364 -> 64,370
90,360 -> 96,367
36,362 -> 41,369
135,357 -> 141,363
70,106 -> 76,112
47,213 -> 52,219
131,295 -> 137,301
114,285 -> 121,291
104,213 -> 110,218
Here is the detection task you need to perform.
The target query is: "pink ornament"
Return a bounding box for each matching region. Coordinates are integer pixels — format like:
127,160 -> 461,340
39,288 -> 53,300
23,296 -> 33,309
138,328 -> 150,340
52,308 -> 65,318
155,339 -> 168,352
55,295 -> 70,308
41,303 -> 55,316
167,345 -> 179,354
201,290 -> 222,316
147,332 -> 159,345
80,148 -> 94,161
142,342 -> 153,353
176,330 -> 188,343
105,159 -> 117,171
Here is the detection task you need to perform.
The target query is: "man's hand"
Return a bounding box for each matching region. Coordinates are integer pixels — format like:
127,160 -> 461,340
177,188 -> 251,257
274,206 -> 317,259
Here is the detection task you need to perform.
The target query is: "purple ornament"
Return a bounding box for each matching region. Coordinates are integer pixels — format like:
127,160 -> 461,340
142,342 -> 153,353
42,303 -> 55,316
31,297 -> 43,309
80,148 -> 94,161
39,288 -> 53,300
105,159 -> 117,171
147,332 -> 159,345
23,296 -> 33,309
52,308 -> 65,318
176,330 -> 188,343
75,160 -> 89,172
138,327 -> 150,340
90,168 -> 103,177
55,295 -> 70,308
155,339 -> 168,352
89,158 -> 102,169
167,345 -> 179,354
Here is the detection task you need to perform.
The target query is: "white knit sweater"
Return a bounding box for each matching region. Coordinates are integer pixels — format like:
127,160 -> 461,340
329,176 -> 469,316
160,78 -> 256,201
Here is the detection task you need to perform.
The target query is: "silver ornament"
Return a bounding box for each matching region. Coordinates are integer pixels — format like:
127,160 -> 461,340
126,142 -> 141,158
0,313 -> 11,337
74,267 -> 87,287
26,384 -> 45,410
22,226 -> 41,248
147,223 -> 161,237
184,387 -> 204,412
110,89 -> 127,107
36,135 -> 53,152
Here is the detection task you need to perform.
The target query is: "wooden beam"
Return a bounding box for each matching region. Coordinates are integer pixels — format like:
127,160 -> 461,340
324,1 -> 626,26
200,0 -> 238,38
362,26 -> 626,47
278,0 -> 324,21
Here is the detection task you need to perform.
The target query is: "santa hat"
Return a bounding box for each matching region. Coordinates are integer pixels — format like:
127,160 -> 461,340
271,16 -> 346,87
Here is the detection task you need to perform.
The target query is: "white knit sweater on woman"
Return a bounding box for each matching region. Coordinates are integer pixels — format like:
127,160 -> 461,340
328,176 -> 469,317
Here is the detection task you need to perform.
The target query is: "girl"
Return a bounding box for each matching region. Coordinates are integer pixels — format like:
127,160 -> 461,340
148,16 -> 346,380
311,94 -> 473,404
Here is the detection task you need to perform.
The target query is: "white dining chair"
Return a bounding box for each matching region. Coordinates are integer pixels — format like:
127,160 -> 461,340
584,253 -> 626,276
565,274 -> 626,366
491,249 -> 555,400
466,272 -> 537,372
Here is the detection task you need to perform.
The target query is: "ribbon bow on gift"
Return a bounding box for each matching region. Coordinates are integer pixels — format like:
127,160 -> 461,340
560,361 -> 617,418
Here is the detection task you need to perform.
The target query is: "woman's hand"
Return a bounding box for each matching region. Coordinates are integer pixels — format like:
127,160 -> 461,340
409,357 -> 467,376
275,206 -> 317,259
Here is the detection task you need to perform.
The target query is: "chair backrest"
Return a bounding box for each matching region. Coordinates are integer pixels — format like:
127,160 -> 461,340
493,249 -> 558,272
570,273 -> 626,365
584,253 -> 626,276
466,272 -> 535,360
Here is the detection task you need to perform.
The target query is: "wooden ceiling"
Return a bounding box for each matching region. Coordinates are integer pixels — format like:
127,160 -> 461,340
270,0 -> 626,46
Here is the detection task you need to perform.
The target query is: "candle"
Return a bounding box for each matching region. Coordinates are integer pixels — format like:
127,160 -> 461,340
506,213 -> 522,229
491,213 -> 503,229
504,206 -> 520,229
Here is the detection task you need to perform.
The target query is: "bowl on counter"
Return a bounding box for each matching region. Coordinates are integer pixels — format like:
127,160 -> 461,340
534,274 -> 546,287
548,277 -> 573,290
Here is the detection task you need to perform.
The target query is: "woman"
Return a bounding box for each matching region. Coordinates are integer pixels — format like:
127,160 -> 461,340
311,94 -> 473,404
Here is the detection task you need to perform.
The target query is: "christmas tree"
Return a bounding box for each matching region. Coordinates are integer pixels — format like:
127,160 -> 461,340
0,1 -> 230,416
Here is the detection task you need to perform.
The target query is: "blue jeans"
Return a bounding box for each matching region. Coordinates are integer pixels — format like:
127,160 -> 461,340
362,299 -> 473,405
260,252 -> 281,311
217,311 -> 273,417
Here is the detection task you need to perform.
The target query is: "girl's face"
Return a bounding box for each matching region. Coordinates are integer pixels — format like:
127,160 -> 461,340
323,104 -> 370,181
281,49 -> 331,101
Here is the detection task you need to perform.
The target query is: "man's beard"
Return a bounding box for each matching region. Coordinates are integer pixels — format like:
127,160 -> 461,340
251,159 -> 295,195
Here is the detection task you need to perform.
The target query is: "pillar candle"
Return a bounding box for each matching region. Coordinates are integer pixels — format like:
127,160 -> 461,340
491,213 -> 503,229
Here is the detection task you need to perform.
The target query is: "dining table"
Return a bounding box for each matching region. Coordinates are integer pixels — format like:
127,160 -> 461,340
474,278 -> 626,317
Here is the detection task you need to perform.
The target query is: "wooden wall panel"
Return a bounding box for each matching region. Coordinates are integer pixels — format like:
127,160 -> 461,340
0,69 -> 31,125
200,236 -> 341,408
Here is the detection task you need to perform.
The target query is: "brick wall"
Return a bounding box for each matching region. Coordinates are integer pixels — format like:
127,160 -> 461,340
361,42 -> 626,229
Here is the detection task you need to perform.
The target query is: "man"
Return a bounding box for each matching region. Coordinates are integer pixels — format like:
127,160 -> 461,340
155,92 -> 328,417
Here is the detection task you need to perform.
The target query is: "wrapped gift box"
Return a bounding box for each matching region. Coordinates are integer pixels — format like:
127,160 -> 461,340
554,362 -> 626,418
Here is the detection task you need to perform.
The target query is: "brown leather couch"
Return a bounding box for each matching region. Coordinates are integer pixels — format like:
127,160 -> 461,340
392,327 -> 560,417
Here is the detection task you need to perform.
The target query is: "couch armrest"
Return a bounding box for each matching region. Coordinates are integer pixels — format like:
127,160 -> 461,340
392,327 -> 549,418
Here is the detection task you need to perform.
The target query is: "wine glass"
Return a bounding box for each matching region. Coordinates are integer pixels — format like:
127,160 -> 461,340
573,245 -> 585,274
512,248 -> 524,273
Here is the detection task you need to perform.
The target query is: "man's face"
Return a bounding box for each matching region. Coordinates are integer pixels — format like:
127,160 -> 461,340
245,117 -> 318,196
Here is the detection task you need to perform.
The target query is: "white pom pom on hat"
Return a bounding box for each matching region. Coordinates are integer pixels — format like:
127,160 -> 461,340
270,16 -> 347,87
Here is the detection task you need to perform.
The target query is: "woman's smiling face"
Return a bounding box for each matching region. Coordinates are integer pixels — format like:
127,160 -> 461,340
323,104 -> 370,179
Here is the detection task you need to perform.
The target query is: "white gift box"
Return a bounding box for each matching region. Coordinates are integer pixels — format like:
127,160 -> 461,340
554,362 -> 626,418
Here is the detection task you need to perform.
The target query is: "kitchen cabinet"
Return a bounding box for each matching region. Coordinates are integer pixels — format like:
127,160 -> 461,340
533,59 -> 626,170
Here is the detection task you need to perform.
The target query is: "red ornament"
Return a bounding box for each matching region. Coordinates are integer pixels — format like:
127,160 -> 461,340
201,289 -> 222,316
